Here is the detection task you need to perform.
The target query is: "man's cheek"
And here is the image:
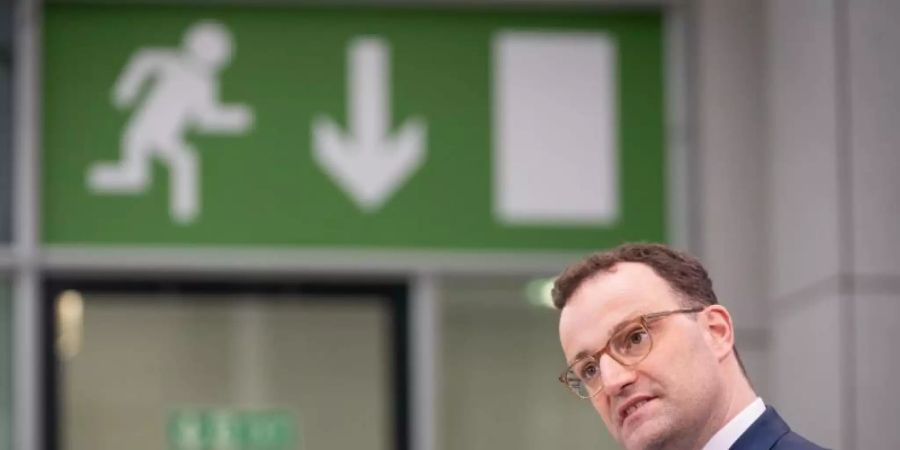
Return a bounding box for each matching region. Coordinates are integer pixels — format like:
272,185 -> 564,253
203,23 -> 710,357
589,397 -> 607,417
592,402 -> 616,430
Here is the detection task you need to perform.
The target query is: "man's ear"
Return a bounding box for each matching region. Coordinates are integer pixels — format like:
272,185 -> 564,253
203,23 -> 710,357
701,305 -> 735,361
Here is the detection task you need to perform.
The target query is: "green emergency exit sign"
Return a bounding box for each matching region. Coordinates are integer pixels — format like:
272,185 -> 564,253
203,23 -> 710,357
168,408 -> 297,450
42,6 -> 666,251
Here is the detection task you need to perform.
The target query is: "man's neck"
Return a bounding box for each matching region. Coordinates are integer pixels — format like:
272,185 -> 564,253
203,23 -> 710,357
697,377 -> 758,450
653,383 -> 758,450
678,375 -> 757,450
723,381 -> 757,425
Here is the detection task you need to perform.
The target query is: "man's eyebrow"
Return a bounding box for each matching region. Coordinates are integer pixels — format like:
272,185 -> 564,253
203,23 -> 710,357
567,314 -> 642,365
570,349 -> 592,363
606,315 -> 641,341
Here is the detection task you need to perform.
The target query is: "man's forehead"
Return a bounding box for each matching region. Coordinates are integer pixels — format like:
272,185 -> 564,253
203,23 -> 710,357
559,288 -> 642,346
568,262 -> 673,310
558,262 -> 676,358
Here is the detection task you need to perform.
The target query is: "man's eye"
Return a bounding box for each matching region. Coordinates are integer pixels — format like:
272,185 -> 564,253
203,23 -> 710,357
579,363 -> 599,380
626,329 -> 648,346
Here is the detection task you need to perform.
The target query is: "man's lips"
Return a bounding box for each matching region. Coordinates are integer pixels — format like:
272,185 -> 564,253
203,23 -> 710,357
616,395 -> 657,427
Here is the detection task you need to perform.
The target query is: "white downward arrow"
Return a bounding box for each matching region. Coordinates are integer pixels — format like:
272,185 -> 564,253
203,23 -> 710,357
312,37 -> 427,212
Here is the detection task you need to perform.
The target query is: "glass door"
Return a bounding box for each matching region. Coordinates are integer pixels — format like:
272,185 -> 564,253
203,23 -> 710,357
44,280 -> 408,450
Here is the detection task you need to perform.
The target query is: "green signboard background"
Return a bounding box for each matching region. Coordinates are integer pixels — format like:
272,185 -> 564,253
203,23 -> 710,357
42,5 -> 666,251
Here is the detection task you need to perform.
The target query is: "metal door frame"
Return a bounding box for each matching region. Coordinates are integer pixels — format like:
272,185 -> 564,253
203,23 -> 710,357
41,277 -> 411,450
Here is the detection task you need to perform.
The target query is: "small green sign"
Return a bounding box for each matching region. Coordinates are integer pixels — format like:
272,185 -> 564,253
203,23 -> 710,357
168,408 -> 297,450
43,6 -> 666,251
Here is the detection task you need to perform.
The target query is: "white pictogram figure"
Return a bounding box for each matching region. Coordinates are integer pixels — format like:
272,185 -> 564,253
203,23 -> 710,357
87,20 -> 253,224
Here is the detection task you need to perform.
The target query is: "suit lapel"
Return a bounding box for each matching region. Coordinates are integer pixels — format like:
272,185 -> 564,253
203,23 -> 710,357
729,406 -> 791,450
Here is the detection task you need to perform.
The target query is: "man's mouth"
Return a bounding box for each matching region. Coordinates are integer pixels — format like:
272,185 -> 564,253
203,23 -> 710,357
617,396 -> 657,427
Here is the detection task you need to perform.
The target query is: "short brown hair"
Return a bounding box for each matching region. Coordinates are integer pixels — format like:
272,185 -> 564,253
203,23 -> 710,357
552,242 -> 717,310
552,242 -> 747,375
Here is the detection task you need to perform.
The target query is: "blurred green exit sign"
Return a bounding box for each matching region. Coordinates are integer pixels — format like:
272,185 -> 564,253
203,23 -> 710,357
168,408 -> 297,450
42,5 -> 666,251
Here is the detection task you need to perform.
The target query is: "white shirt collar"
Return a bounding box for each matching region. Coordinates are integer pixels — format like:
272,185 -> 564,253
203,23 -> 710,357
702,397 -> 766,450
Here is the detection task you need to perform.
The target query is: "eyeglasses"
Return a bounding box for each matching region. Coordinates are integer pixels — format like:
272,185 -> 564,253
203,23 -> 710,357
558,307 -> 704,399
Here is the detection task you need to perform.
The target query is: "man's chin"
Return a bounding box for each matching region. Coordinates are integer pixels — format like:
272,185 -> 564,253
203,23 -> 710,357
619,418 -> 669,450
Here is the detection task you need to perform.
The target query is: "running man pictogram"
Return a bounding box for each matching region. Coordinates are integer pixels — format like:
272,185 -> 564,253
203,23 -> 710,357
87,20 -> 254,224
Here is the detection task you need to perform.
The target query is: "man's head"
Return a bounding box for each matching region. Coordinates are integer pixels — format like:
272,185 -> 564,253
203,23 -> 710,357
184,21 -> 234,70
555,243 -> 751,450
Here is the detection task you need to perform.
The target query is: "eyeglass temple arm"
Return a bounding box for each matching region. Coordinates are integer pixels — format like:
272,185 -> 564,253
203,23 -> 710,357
642,306 -> 705,322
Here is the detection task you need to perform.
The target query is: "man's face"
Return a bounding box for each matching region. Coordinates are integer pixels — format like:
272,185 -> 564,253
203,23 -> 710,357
558,262 -> 722,450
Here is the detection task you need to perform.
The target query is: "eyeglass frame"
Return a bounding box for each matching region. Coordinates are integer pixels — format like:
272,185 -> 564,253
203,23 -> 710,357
557,306 -> 706,399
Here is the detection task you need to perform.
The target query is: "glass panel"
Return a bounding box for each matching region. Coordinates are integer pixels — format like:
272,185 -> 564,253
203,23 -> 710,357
440,277 -> 617,450
58,290 -> 393,450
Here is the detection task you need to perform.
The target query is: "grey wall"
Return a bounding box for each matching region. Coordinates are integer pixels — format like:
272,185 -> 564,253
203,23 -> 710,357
766,1 -> 845,446
845,3 -> 900,449
0,0 -> 11,242
767,1 -> 900,448
693,0 -> 770,398
695,0 -> 900,448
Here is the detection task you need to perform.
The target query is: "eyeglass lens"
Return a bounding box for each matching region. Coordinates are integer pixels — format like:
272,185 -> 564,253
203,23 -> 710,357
564,322 -> 652,398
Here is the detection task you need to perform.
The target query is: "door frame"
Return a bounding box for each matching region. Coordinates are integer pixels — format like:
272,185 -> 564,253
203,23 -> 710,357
41,277 -> 410,450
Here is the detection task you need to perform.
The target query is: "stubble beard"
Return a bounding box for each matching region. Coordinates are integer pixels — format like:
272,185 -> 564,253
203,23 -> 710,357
620,401 -> 700,450
621,416 -> 675,450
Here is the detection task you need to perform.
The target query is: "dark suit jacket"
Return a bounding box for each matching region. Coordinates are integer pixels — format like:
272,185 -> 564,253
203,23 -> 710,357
730,406 -> 827,450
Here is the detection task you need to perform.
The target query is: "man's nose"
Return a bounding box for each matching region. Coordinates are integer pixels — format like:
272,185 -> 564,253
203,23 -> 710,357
598,353 -> 637,396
